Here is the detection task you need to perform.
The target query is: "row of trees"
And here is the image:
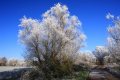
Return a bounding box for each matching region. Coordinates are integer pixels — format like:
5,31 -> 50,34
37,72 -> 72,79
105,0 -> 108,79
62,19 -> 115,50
0,57 -> 7,66
0,57 -> 26,66
93,14 -> 120,67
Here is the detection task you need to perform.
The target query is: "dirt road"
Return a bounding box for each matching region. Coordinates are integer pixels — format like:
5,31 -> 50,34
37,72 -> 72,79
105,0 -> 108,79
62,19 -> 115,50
89,69 -> 119,80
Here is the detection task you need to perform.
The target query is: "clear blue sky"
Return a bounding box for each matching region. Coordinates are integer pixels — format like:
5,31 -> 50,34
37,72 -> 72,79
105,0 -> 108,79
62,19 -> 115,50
0,0 -> 120,59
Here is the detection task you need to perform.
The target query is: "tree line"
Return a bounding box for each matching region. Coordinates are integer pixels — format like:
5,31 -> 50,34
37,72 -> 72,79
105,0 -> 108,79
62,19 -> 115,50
0,57 -> 26,66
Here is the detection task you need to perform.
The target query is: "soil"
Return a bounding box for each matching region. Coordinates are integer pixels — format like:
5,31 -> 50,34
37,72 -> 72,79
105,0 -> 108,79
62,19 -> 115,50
88,67 -> 120,80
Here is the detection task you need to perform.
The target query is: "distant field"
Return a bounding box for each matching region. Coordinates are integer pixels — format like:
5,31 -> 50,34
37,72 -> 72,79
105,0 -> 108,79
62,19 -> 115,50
0,66 -> 27,72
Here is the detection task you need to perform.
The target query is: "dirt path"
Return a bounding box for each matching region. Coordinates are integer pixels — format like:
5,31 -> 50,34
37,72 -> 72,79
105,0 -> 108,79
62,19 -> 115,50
89,69 -> 119,80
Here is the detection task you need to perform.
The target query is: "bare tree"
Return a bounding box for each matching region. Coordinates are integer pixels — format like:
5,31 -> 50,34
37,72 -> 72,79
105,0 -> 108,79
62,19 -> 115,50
18,3 -> 86,78
93,46 -> 108,65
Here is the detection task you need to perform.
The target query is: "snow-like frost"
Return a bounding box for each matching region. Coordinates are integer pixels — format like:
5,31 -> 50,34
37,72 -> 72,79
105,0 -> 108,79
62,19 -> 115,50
18,3 -> 86,62
106,13 -> 114,19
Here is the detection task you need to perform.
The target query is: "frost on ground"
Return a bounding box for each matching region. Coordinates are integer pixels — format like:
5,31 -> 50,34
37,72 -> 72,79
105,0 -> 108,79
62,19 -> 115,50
0,66 -> 31,80
0,66 -> 28,72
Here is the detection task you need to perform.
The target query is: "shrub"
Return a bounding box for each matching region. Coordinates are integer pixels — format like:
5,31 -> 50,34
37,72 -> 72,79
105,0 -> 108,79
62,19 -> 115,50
18,3 -> 86,79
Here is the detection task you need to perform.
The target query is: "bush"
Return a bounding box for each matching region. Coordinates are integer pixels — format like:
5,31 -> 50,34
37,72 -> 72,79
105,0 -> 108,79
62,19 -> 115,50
76,70 -> 89,80
8,59 -> 18,66
19,3 -> 86,79
34,55 -> 74,79
21,69 -> 43,80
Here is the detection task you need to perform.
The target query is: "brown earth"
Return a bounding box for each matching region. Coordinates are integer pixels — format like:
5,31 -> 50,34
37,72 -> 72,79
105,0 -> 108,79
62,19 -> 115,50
88,69 -> 119,80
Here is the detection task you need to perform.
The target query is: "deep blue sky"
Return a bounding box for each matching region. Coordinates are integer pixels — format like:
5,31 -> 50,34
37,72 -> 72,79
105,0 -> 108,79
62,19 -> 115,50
0,0 -> 120,59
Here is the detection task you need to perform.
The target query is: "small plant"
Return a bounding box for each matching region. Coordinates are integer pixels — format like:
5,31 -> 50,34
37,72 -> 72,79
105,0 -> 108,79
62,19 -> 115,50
75,70 -> 89,80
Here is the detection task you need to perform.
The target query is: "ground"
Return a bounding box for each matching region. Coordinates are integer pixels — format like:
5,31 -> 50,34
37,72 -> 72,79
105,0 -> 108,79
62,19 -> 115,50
0,66 -> 27,72
89,66 -> 120,80
0,66 -> 120,80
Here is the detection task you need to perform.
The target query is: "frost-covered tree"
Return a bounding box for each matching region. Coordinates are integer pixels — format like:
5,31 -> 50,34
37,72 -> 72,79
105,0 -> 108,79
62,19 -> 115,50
8,59 -> 18,66
107,13 -> 120,65
93,46 -> 108,65
76,51 -> 96,65
0,57 -> 7,66
18,3 -> 86,78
